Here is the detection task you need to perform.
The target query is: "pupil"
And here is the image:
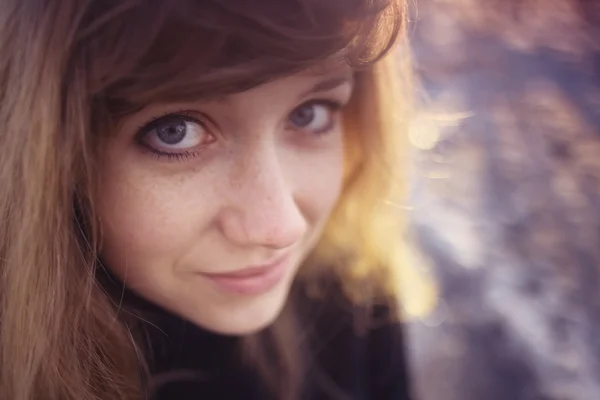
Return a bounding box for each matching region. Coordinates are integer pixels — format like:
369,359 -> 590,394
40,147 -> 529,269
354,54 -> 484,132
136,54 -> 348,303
157,120 -> 186,145
290,106 -> 314,127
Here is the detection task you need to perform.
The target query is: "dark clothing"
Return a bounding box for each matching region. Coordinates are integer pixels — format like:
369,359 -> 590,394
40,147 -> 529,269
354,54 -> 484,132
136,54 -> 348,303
139,283 -> 412,400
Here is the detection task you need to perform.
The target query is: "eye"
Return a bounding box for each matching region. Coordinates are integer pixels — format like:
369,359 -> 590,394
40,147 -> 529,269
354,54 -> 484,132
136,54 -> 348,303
287,101 -> 341,135
136,113 -> 215,156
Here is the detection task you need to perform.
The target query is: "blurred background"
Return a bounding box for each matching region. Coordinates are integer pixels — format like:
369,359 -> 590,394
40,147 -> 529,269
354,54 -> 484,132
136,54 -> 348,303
405,1 -> 600,399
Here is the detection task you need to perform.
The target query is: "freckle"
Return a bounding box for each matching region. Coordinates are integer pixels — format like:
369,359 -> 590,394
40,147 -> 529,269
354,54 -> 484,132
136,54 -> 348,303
549,140 -> 572,160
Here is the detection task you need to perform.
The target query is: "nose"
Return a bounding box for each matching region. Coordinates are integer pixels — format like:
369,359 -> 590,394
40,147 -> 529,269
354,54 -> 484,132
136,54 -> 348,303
219,145 -> 307,250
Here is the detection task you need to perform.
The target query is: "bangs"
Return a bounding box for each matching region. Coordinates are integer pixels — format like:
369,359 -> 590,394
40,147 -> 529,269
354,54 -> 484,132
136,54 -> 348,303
80,0 -> 404,115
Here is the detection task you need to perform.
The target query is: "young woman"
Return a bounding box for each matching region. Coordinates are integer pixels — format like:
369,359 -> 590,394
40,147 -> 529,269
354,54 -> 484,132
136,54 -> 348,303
0,0 -> 432,399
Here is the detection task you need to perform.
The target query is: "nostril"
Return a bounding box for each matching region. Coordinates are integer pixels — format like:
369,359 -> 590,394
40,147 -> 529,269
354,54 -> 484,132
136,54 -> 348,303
251,209 -> 307,249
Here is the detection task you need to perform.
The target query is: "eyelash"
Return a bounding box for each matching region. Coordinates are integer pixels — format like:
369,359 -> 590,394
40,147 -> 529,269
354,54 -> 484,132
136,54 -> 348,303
298,100 -> 344,133
134,110 -> 208,161
135,99 -> 345,163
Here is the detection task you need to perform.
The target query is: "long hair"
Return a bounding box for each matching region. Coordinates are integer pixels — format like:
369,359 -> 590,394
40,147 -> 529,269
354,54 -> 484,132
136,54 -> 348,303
0,1 -> 432,399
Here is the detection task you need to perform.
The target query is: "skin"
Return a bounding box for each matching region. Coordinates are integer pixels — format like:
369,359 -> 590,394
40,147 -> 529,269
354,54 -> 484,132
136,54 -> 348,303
96,67 -> 354,335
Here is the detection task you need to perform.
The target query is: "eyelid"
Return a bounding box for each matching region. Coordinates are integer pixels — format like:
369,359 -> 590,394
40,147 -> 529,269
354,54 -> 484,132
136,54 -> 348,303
295,98 -> 345,112
298,75 -> 355,101
285,99 -> 343,136
132,110 -> 219,164
299,84 -> 352,104
135,110 -> 208,140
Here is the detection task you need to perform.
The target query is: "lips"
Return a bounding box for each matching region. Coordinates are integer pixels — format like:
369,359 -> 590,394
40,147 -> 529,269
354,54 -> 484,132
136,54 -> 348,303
198,254 -> 290,295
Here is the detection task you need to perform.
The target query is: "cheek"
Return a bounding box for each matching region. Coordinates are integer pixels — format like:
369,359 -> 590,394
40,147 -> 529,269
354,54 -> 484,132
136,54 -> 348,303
95,164 -> 215,280
293,144 -> 345,223
95,134 -> 345,282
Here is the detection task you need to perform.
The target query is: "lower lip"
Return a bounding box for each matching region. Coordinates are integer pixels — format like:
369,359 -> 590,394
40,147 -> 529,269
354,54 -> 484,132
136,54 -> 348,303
200,256 -> 289,295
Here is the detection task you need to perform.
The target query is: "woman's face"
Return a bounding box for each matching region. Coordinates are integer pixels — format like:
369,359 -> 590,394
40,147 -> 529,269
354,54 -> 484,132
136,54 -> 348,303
97,67 -> 352,335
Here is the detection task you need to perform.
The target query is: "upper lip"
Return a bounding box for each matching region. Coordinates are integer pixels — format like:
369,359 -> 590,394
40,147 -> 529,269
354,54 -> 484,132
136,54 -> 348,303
199,253 -> 289,279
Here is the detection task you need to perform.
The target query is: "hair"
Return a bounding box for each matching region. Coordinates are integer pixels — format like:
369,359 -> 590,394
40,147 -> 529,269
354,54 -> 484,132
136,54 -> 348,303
0,0 -> 433,399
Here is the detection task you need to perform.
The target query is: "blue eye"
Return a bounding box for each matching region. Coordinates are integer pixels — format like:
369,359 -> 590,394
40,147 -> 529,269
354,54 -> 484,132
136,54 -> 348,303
136,113 -> 215,159
155,118 -> 188,145
288,101 -> 341,135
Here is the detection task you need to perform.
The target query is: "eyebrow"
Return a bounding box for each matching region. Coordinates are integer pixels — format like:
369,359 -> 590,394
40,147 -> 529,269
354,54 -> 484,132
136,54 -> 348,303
211,74 -> 354,104
300,75 -> 354,98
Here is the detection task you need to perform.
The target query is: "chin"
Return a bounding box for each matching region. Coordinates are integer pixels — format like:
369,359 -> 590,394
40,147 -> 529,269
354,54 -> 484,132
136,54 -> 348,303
189,288 -> 290,336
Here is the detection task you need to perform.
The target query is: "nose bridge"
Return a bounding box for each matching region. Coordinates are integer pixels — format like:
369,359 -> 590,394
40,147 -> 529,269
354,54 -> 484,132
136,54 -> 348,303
237,144 -> 287,213
220,142 -> 305,248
